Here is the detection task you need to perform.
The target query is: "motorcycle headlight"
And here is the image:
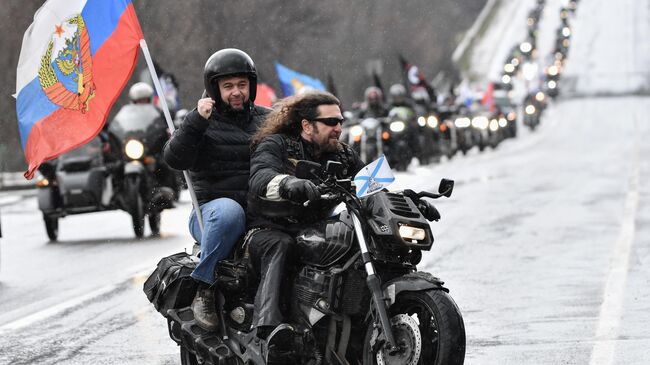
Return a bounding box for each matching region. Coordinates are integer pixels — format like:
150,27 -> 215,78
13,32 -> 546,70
525,105 -> 536,115
390,121 -> 405,132
454,117 -> 471,128
417,116 -> 426,127
427,116 -> 439,128
350,125 -> 364,138
125,139 -> 145,160
535,92 -> 546,102
399,225 -> 426,241
498,118 -> 508,127
501,74 -> 511,84
489,119 -> 499,131
472,116 -> 489,130
504,63 -> 515,73
547,80 -> 557,89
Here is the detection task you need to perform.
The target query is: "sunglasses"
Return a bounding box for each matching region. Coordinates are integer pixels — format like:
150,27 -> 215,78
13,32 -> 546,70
312,117 -> 345,126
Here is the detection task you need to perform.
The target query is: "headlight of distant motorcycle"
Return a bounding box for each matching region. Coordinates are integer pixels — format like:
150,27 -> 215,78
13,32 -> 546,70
399,225 -> 426,241
454,117 -> 471,128
547,80 -> 557,89
525,105 -> 536,115
472,116 -> 489,130
498,118 -> 508,128
417,116 -> 426,127
489,119 -> 499,131
427,116 -> 438,128
501,74 -> 511,84
504,63 -> 515,73
125,139 -> 145,160
535,92 -> 546,102
350,125 -> 364,138
390,121 -> 405,132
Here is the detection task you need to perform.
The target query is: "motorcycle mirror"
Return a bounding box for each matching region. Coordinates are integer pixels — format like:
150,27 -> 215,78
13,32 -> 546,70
438,179 -> 454,197
295,160 -> 322,179
325,161 -> 343,176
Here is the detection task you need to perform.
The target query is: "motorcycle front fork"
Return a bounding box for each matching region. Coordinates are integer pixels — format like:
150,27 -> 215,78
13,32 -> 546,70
350,211 -> 399,352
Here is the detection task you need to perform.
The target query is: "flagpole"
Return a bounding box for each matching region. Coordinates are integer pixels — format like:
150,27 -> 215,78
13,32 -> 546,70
139,39 -> 204,233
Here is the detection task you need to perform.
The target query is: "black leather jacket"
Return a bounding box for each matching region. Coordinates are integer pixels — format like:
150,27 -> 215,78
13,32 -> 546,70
247,134 -> 364,230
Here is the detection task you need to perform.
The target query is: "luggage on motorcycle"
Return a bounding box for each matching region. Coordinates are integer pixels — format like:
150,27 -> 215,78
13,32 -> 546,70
143,252 -> 198,315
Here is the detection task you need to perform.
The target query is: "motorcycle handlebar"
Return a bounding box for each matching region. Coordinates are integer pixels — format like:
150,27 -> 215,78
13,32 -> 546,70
303,193 -> 338,207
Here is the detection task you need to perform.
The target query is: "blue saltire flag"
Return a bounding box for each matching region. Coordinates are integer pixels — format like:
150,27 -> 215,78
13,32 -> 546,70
275,62 -> 325,97
354,155 -> 396,198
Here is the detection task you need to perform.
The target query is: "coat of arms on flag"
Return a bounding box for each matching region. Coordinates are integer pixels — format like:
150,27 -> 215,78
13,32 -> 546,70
15,0 -> 143,179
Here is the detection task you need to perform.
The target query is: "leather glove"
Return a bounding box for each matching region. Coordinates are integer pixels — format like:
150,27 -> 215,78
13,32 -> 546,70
418,200 -> 440,221
279,176 -> 320,204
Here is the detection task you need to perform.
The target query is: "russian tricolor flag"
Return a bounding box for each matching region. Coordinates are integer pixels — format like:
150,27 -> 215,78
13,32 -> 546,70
15,0 -> 143,179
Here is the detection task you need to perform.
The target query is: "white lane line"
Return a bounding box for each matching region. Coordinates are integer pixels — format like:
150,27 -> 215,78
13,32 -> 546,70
589,120 -> 640,365
0,268 -> 152,333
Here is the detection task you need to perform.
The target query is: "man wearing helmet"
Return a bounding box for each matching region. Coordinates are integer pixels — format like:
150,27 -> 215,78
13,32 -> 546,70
128,82 -> 154,104
358,86 -> 388,118
163,49 -> 270,331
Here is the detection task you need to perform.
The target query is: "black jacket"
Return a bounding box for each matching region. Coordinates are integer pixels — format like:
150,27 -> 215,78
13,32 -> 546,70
163,104 -> 270,206
247,134 -> 365,230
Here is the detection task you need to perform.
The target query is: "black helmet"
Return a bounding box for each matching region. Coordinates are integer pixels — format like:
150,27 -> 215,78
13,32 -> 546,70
203,48 -> 257,103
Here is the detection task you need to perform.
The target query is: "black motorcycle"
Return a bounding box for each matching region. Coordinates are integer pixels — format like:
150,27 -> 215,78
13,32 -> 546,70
166,160 -> 466,365
36,104 -> 177,240
108,103 -> 178,237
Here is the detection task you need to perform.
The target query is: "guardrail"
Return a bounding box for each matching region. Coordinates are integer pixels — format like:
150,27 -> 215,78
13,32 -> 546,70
0,172 -> 35,191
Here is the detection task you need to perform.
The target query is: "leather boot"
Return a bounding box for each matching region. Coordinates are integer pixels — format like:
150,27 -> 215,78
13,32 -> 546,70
191,285 -> 219,331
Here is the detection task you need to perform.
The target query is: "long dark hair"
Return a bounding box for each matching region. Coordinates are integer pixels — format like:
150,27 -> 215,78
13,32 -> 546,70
251,91 -> 340,150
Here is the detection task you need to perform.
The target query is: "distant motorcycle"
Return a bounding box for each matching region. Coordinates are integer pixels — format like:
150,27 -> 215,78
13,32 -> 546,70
36,104 -> 177,240
108,103 -> 178,237
384,107 -> 417,171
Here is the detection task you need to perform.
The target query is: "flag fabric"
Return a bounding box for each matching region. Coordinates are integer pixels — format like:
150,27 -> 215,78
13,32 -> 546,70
398,54 -> 437,102
255,83 -> 277,108
275,62 -> 325,97
481,82 -> 495,113
15,0 -> 143,179
354,155 -> 396,198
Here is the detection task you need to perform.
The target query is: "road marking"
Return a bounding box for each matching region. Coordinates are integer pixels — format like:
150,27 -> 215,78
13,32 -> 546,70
589,119 -> 640,365
0,268 -> 152,333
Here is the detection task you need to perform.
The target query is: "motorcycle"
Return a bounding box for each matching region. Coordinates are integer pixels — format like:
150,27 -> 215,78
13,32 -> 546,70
166,160 -> 466,365
347,117 -> 386,164
383,107 -> 417,171
108,103 -> 178,237
36,136 -> 113,241
36,103 -> 178,240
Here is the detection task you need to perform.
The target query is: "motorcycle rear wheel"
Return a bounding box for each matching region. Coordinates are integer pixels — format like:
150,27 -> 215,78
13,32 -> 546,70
180,347 -> 199,365
363,290 -> 465,365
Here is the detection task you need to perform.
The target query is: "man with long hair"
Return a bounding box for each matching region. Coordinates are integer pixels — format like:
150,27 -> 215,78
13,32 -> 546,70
246,91 -> 364,352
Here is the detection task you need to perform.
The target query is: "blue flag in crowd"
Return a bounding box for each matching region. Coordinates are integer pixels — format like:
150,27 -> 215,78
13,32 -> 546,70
275,62 -> 325,96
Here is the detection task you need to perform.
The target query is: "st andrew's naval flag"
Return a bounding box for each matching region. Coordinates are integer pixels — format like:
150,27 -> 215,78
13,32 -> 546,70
354,155 -> 396,198
275,62 -> 326,97
15,0 -> 143,179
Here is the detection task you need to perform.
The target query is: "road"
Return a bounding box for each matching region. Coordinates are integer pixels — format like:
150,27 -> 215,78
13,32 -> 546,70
1,0 -> 649,364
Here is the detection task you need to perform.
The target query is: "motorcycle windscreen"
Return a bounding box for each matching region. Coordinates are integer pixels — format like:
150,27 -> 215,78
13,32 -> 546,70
108,104 -> 167,147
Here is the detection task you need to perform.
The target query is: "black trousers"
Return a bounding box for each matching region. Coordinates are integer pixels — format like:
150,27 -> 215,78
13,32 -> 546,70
249,229 -> 294,328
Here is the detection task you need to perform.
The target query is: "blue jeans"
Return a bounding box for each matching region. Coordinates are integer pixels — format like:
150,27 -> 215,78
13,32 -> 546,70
189,198 -> 245,285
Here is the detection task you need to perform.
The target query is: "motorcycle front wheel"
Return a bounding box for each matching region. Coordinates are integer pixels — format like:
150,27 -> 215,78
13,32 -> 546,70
43,214 -> 59,241
363,290 -> 465,365
125,176 -> 145,238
